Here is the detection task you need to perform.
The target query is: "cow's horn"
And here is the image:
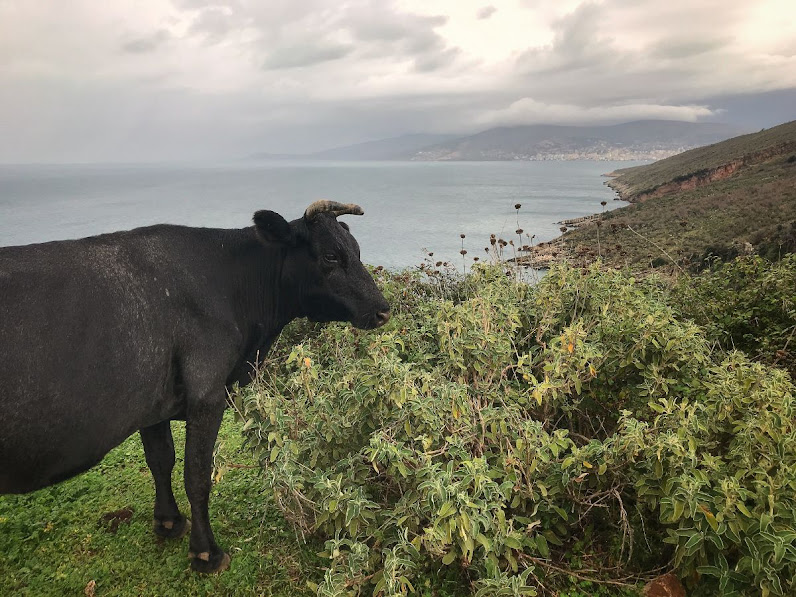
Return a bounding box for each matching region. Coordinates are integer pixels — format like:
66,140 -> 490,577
304,200 -> 364,221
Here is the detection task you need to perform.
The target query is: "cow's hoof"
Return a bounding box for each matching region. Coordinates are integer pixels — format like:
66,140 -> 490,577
189,550 -> 231,574
153,516 -> 190,540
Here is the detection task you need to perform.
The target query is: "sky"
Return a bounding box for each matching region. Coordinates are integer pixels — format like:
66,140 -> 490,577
0,0 -> 795,162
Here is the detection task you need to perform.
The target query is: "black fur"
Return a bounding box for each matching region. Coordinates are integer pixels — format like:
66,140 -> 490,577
0,210 -> 389,572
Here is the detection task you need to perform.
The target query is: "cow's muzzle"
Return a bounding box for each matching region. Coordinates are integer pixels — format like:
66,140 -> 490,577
375,309 -> 391,327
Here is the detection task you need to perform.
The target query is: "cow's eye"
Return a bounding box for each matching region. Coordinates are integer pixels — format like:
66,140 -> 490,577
323,253 -> 339,264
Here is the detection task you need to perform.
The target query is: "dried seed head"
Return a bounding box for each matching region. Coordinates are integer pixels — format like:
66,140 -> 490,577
460,234 -> 466,239
596,220 -> 602,227
428,252 -> 434,257
560,226 -> 568,233
490,238 -> 497,245
515,229 -> 523,235
473,257 -> 479,261
514,203 -> 522,209
460,249 -> 467,255
600,201 -> 607,206
435,261 -> 442,267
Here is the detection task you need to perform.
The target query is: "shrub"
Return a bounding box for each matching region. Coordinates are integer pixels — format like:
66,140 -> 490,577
233,263 -> 796,596
672,254 -> 796,376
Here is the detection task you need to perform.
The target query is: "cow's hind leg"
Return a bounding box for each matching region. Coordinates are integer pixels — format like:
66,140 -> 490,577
184,399 -> 230,573
140,421 -> 190,539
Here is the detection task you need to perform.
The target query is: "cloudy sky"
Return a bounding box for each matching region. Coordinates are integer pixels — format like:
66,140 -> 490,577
1,0 -> 794,162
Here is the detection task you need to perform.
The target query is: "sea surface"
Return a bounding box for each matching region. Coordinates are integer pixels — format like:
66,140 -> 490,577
0,160 -> 637,269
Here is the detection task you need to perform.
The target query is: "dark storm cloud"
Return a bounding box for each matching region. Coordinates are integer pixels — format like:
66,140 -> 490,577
120,29 -> 171,54
476,6 -> 497,20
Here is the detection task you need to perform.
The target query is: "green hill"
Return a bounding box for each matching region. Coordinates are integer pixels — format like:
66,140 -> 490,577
605,120 -> 796,201
541,120 -> 796,269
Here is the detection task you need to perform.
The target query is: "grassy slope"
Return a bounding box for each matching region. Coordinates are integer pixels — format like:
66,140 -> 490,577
564,139 -> 796,268
608,120 -> 796,197
0,413 -> 324,597
0,413 -> 472,597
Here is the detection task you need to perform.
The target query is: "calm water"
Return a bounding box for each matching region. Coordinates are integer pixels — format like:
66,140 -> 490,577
0,161 -> 634,269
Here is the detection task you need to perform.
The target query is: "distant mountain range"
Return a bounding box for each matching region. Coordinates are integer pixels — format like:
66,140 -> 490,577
248,121 -> 749,162
248,134 -> 456,162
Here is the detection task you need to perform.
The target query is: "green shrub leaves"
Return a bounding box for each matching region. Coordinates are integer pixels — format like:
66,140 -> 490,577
234,263 -> 796,596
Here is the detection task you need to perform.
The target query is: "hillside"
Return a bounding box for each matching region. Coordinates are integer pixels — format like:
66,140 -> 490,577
605,120 -> 796,201
410,120 -> 745,161
524,120 -> 796,269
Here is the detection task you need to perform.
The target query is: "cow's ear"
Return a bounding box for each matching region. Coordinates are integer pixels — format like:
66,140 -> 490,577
253,210 -> 294,246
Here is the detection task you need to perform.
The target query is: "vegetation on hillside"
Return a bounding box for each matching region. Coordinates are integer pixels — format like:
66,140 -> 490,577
607,120 -> 796,199
556,149 -> 796,268
234,260 -> 796,597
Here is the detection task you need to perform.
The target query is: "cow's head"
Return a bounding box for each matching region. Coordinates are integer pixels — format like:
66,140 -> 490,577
253,201 -> 390,329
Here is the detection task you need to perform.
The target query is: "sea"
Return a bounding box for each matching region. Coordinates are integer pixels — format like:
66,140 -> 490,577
0,160 -> 638,270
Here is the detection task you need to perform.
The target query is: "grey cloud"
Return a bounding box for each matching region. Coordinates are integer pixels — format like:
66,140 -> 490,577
172,0 -> 243,9
189,8 -> 240,42
344,7 -> 456,67
348,11 -> 447,43
413,47 -> 461,72
650,37 -> 730,60
1,0 -> 794,163
120,29 -> 171,54
517,3 -> 616,75
263,42 -> 353,69
476,6 -> 497,20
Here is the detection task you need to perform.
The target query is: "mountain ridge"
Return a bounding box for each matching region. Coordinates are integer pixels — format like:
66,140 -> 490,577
410,120 -> 747,161
247,120 -> 747,162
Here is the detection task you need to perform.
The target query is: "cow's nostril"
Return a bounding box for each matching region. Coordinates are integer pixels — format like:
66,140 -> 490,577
375,310 -> 391,326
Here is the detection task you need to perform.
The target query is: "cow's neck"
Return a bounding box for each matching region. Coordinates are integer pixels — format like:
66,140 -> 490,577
221,228 -> 301,340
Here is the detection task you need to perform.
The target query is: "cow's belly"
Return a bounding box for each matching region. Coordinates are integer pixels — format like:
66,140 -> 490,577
0,377 -> 181,493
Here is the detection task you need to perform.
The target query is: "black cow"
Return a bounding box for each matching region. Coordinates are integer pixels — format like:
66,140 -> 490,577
0,200 -> 390,573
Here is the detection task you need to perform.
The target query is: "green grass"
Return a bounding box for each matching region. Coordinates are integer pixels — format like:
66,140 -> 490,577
0,413 -> 325,596
0,414 -> 475,596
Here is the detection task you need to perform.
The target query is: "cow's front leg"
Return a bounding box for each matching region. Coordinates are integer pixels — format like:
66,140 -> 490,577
140,420 -> 190,539
184,397 -> 230,573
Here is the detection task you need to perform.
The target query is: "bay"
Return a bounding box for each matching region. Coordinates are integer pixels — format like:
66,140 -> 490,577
0,160 -> 637,269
